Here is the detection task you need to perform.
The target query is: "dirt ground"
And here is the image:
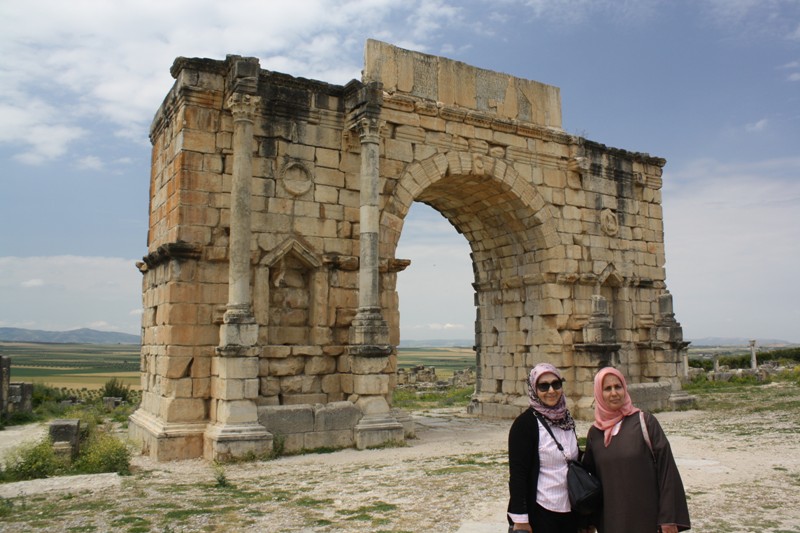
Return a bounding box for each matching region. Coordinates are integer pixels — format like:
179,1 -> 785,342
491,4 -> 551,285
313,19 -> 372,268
1,382 -> 799,532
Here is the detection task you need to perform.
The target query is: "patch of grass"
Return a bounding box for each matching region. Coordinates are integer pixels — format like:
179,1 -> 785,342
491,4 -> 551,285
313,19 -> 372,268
337,501 -> 398,521
392,386 -> 473,409
0,498 -> 13,518
294,496 -> 335,507
110,515 -> 150,527
163,508 -> 215,520
212,462 -> 231,488
365,440 -> 407,450
425,464 -> 480,475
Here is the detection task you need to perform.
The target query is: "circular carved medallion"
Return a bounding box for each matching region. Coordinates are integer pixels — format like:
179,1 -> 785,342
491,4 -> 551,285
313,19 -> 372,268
282,162 -> 312,197
600,208 -> 619,236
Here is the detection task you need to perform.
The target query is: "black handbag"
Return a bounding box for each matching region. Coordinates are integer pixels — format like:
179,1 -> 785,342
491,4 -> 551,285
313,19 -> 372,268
535,413 -> 603,516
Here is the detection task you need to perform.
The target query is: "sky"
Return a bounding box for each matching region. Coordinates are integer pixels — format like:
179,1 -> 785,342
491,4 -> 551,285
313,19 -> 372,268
0,0 -> 798,343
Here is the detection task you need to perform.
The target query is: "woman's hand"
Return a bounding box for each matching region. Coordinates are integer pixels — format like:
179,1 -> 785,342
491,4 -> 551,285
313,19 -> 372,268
659,525 -> 679,533
511,522 -> 533,533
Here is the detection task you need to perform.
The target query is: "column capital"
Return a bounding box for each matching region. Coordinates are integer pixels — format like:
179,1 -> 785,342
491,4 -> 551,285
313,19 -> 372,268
226,93 -> 261,121
354,116 -> 384,145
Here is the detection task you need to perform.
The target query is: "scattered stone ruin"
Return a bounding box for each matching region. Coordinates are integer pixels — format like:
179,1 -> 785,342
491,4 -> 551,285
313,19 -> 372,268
129,40 -> 688,461
0,356 -> 33,420
397,365 -> 439,386
50,419 -> 81,460
396,365 -> 477,390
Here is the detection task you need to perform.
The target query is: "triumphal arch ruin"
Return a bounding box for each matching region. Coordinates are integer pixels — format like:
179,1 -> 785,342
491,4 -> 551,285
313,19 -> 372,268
129,40 -> 688,461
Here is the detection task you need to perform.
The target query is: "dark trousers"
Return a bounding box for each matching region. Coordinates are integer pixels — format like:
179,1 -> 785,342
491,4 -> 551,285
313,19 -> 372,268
531,502 -> 579,533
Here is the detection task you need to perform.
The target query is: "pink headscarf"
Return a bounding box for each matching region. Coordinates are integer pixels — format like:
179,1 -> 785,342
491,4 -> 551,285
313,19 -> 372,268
592,367 -> 640,447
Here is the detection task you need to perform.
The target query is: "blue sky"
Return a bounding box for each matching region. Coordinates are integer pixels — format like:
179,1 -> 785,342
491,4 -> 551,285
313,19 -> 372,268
1,0 -> 798,342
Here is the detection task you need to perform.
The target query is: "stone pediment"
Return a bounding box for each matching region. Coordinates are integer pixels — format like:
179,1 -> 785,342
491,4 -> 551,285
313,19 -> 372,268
261,238 -> 321,270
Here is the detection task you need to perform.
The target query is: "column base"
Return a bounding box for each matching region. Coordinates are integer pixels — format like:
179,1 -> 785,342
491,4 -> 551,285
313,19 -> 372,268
391,408 -> 416,439
204,422 -> 273,462
355,414 -> 405,450
128,409 -> 206,461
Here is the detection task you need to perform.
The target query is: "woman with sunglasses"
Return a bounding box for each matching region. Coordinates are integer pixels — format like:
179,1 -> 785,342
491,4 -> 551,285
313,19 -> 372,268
507,363 -> 583,533
582,367 -> 690,533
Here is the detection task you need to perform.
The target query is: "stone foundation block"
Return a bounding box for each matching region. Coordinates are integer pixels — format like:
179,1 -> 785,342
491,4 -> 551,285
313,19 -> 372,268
258,404 -> 314,435
304,429 -> 355,450
314,401 -> 361,431
281,393 -> 328,405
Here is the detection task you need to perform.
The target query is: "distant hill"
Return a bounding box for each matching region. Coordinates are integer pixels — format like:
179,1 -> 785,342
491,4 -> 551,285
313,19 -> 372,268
688,337 -> 796,347
0,327 -> 140,345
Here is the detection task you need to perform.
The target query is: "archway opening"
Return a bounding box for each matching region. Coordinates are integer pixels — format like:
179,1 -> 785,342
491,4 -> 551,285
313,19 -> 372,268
395,201 -> 476,391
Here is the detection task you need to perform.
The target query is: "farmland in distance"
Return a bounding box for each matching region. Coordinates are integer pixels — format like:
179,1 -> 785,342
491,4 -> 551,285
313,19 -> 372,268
0,342 -> 475,389
397,346 -> 475,379
1,342 -> 140,390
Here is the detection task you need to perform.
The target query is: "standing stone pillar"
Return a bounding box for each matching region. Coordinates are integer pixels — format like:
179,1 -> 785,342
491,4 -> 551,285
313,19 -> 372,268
349,113 -> 390,350
0,356 -> 9,420
348,96 -> 403,449
205,92 -> 272,461
749,339 -> 758,370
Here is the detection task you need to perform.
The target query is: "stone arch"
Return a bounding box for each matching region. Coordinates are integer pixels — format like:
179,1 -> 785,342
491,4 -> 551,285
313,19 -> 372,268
382,152 -> 566,415
382,151 -> 560,260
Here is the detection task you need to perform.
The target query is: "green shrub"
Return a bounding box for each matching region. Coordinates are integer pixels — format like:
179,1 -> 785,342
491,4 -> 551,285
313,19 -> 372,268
73,431 -> 131,475
1,438 -> 68,481
99,378 -> 131,403
0,498 -> 12,518
31,383 -> 70,406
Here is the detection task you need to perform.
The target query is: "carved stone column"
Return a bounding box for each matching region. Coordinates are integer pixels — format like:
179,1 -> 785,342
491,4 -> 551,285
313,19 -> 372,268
348,101 -> 402,449
222,92 -> 259,341
349,115 -> 390,352
205,92 -> 272,461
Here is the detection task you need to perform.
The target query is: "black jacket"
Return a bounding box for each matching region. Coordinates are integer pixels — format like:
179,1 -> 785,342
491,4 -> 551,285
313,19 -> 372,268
507,408 -> 540,523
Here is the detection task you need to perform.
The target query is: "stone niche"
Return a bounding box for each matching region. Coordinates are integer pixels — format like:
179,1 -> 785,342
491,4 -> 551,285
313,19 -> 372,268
129,40 -> 688,461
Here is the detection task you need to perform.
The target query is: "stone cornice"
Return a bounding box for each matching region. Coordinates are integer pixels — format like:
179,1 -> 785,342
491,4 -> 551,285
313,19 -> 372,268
137,241 -> 203,271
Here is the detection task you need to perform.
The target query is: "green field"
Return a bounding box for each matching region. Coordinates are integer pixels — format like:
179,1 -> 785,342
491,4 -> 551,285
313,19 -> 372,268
0,342 -> 140,389
0,342 -> 475,389
397,346 -> 475,379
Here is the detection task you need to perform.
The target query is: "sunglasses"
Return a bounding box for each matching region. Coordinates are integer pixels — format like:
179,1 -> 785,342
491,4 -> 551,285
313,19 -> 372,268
536,380 -> 563,392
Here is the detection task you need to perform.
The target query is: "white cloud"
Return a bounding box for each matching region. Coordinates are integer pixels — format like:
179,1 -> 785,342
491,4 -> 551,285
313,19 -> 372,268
0,0 -> 467,165
700,0 -> 800,40
427,323 -> 466,331
745,118 -> 768,132
76,156 -> 104,171
663,156 -> 800,341
520,0 -> 660,25
0,256 -> 142,333
792,22 -> 800,40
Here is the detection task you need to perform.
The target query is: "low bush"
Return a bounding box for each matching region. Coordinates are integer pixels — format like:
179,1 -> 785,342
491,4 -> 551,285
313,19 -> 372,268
73,430 -> 131,475
99,378 -> 132,403
0,424 -> 131,483
1,439 -> 69,482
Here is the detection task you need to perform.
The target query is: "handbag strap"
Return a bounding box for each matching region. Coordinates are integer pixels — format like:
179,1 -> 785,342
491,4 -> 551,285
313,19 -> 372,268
533,412 -> 572,462
639,411 -> 655,461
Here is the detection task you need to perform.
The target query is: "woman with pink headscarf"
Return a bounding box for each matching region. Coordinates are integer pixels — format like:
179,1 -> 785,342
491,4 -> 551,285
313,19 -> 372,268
507,363 -> 583,533
582,367 -> 691,533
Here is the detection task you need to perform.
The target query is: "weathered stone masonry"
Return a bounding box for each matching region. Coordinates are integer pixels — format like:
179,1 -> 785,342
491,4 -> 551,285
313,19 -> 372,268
129,40 -> 688,461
